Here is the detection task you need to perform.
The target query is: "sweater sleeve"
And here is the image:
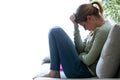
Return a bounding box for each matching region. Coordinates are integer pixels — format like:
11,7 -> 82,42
74,24 -> 85,54
79,29 -> 109,66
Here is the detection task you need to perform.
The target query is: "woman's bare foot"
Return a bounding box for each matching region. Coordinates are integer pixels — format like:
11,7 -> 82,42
42,70 -> 60,78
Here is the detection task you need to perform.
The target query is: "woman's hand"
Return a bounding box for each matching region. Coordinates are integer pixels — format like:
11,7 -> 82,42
70,14 -> 76,23
70,14 -> 79,27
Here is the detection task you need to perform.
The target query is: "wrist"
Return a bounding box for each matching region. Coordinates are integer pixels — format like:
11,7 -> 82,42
74,23 -> 79,28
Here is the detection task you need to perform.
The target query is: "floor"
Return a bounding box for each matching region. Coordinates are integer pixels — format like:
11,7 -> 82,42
33,62 -> 119,80
33,63 -> 66,80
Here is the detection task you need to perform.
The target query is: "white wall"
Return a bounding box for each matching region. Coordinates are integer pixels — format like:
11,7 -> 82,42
0,0 -> 89,80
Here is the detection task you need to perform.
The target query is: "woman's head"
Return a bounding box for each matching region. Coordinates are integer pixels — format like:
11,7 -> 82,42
74,1 -> 104,30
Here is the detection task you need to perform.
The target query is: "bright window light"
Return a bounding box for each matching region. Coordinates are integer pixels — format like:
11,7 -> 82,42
0,0 -> 89,80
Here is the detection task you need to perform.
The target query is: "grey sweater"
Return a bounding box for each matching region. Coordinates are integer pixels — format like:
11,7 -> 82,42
74,20 -> 112,76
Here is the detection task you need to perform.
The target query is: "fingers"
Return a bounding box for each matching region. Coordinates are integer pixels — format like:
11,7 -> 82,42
70,14 -> 78,26
70,14 -> 76,22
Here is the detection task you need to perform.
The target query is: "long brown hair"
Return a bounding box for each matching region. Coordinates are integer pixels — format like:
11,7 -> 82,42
75,1 -> 103,23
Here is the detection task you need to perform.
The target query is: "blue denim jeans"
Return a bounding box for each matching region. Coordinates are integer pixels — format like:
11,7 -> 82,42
48,27 -> 93,78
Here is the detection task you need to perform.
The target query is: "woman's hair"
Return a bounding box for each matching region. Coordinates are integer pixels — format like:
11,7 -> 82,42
75,1 -> 103,23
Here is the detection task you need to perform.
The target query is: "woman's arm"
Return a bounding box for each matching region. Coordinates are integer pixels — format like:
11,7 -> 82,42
70,14 -> 85,54
79,29 -> 109,66
74,25 -> 85,53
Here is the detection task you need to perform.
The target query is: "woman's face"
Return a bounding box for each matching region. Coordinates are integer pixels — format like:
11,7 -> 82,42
79,15 -> 97,31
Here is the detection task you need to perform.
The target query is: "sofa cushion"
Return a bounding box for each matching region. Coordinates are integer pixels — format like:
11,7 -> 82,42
96,24 -> 120,78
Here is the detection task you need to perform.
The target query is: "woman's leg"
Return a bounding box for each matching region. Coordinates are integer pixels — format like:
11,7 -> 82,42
48,26 -> 93,78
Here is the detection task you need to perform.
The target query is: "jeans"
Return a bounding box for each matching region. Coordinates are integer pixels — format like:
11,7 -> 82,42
48,26 -> 93,78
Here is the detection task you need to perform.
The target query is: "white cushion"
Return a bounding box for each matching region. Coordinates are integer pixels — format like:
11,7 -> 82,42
96,24 -> 120,78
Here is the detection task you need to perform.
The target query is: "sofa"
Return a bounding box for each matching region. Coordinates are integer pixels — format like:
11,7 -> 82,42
96,24 -> 120,78
33,24 -> 120,80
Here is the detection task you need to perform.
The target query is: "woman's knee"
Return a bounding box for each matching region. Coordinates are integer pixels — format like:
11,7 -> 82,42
49,26 -> 64,36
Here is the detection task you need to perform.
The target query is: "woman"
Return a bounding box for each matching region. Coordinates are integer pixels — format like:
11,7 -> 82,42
34,1 -> 113,79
